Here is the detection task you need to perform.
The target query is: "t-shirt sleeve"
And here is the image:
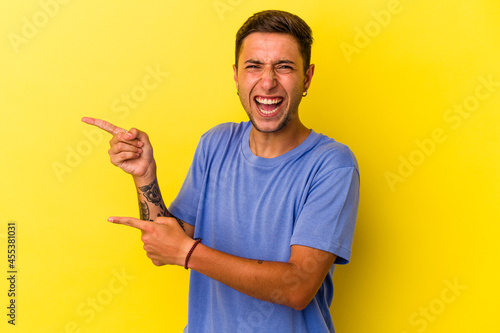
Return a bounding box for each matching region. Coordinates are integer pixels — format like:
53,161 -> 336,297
290,165 -> 360,265
168,137 -> 206,227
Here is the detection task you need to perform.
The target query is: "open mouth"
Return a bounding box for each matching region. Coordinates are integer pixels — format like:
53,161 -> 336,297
255,96 -> 284,115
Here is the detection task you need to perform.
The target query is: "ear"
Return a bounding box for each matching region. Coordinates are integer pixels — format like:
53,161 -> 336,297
233,64 -> 239,91
304,64 -> 315,91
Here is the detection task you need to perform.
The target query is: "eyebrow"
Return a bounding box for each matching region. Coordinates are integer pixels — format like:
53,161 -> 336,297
244,59 -> 296,65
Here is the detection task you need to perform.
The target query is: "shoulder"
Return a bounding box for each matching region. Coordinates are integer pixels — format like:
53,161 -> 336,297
196,122 -> 250,156
307,132 -> 359,172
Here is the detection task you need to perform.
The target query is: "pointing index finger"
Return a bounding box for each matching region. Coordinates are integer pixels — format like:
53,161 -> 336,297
82,117 -> 127,135
108,216 -> 149,230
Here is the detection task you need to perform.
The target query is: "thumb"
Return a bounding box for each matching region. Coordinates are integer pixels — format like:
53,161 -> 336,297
128,128 -> 151,145
123,128 -> 137,140
154,216 -> 182,227
153,216 -> 170,225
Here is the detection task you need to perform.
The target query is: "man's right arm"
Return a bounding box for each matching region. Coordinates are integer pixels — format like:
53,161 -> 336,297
81,117 -> 194,238
135,173 -> 194,238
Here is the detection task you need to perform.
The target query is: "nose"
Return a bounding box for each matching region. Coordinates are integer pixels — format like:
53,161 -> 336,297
259,66 -> 277,91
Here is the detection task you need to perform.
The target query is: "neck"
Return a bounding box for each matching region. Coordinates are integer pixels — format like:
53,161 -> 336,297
249,120 -> 310,159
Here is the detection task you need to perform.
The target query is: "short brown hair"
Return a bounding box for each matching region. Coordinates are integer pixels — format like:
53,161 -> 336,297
235,10 -> 313,74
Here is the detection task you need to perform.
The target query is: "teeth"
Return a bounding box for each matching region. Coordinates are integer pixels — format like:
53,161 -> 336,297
255,96 -> 283,105
258,104 -> 280,114
258,105 -> 279,115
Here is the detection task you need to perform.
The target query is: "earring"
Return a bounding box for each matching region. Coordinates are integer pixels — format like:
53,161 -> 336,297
302,90 -> 308,97
237,90 -> 239,96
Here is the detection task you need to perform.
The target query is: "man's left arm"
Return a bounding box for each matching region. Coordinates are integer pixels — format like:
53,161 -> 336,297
108,215 -> 335,311
188,240 -> 336,311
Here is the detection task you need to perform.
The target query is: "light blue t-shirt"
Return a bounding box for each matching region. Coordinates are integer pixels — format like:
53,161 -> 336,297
169,121 -> 360,333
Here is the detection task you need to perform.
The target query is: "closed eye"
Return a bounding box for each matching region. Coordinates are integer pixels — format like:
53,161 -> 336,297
276,65 -> 294,73
245,64 -> 262,72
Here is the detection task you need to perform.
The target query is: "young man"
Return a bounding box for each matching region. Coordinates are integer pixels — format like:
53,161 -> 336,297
83,10 -> 359,332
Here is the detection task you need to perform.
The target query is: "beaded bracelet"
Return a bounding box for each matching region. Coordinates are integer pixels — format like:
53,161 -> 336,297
184,238 -> 202,269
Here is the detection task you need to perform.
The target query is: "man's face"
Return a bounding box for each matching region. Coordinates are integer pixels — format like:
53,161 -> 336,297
233,33 -> 314,134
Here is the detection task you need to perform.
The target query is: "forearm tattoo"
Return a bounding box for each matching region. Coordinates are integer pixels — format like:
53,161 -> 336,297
137,178 -> 167,220
139,200 -> 150,221
137,178 -> 185,231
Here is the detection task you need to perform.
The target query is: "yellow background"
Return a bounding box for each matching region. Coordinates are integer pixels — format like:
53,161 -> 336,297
1,0 -> 499,332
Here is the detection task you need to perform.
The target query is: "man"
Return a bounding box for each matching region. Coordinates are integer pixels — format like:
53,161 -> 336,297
83,10 -> 359,332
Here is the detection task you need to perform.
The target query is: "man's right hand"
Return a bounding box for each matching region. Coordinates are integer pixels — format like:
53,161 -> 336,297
81,117 -> 155,178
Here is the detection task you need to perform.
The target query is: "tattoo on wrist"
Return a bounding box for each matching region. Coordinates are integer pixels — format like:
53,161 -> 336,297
138,178 -> 167,221
138,178 -> 162,204
139,201 -> 150,221
137,178 -> 186,231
